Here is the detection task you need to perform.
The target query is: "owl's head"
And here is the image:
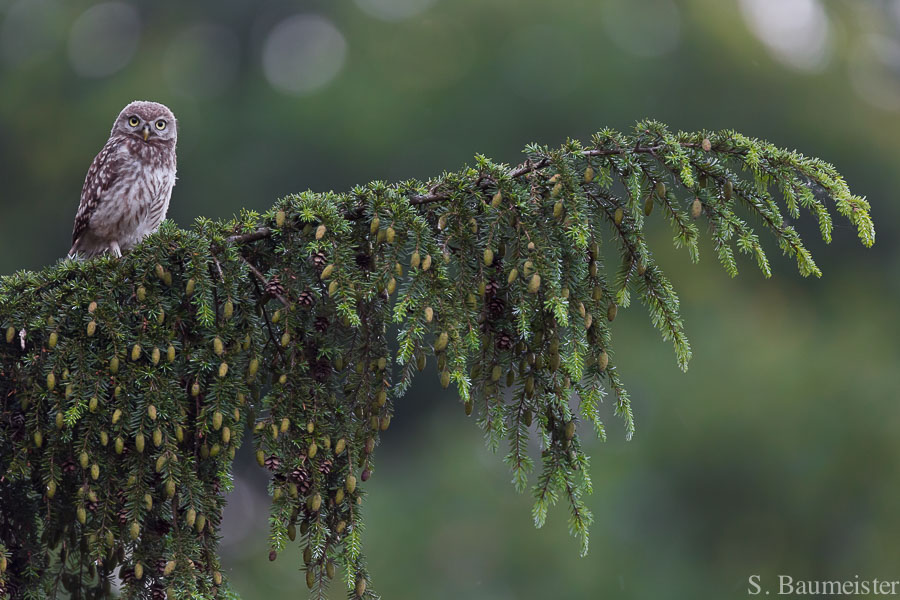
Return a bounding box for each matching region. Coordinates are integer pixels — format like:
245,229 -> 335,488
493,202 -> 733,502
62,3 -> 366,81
112,101 -> 177,145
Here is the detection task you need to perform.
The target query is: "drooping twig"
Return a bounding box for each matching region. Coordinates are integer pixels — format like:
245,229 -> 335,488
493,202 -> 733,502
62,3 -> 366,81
235,253 -> 289,308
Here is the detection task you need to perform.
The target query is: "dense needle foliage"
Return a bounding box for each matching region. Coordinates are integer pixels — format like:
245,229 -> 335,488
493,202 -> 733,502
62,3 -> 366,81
0,121 -> 875,599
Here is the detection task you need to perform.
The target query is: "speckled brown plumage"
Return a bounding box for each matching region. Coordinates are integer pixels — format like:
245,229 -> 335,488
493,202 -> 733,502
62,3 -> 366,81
69,100 -> 178,259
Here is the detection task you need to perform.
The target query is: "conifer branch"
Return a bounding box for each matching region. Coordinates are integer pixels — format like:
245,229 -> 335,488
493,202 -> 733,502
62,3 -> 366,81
0,122 -> 874,600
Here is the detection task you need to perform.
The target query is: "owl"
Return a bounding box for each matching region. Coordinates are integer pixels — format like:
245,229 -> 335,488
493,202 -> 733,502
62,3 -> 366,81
68,101 -> 177,259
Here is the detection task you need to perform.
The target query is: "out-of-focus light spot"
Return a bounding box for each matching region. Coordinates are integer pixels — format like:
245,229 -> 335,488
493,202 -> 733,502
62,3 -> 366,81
600,0 -> 681,58
739,0 -> 831,72
499,25 -> 584,102
164,24 -> 240,99
262,14 -> 346,96
354,0 -> 438,22
67,2 -> 140,78
850,33 -> 900,111
0,0 -> 60,68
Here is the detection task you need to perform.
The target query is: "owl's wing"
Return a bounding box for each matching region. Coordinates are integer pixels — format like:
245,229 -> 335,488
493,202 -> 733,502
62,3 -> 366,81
72,142 -> 125,246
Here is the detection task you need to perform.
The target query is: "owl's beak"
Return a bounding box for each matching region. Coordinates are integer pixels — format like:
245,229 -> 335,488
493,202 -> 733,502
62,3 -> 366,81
142,125 -> 150,141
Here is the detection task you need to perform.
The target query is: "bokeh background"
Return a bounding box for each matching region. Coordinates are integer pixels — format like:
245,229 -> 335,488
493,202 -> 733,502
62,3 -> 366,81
2,0 -> 899,598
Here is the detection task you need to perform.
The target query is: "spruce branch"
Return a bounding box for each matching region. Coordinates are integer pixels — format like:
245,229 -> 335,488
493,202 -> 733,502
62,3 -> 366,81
0,122 -> 874,600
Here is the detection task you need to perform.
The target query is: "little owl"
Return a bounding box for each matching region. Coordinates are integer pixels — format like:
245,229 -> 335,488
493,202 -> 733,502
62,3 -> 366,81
69,100 -> 177,259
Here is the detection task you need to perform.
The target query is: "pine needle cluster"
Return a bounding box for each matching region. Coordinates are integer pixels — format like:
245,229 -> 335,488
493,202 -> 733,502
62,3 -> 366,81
0,121 -> 874,599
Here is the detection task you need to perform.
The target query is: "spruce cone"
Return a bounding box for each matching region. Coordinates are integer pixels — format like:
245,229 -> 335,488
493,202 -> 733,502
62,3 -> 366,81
62,460 -> 77,474
488,297 -> 505,317
265,276 -> 285,299
264,455 -> 281,471
496,331 -> 514,350
290,468 -> 311,494
151,587 -> 166,600
119,567 -> 135,585
318,459 -> 333,477
118,508 -> 129,525
298,290 -> 315,307
0,581 -> 18,599
314,316 -> 329,332
311,251 -> 327,270
156,559 -> 168,575
484,279 -> 500,296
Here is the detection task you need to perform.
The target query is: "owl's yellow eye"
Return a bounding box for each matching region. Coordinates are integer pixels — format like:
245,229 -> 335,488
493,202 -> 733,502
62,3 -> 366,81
128,116 -> 140,127
155,120 -> 167,131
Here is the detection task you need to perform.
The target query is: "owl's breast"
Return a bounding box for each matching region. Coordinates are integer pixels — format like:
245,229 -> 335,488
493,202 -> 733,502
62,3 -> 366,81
88,149 -> 176,249
131,164 -> 176,240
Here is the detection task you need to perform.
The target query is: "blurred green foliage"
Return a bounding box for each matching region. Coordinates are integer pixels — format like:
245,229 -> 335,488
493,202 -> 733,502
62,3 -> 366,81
1,0 -> 898,598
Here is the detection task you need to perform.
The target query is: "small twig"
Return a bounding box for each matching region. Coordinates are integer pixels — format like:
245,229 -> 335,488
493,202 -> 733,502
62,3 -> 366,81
237,254 -> 290,308
226,228 -> 272,245
408,192 -> 447,206
220,141 -> 693,250
509,157 -> 550,179
210,254 -> 225,283
583,144 -> 665,158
